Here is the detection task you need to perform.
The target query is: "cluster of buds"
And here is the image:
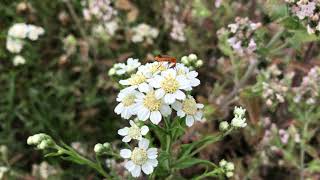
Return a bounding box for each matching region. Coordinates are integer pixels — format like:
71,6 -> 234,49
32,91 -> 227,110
94,142 -> 111,155
219,159 -> 235,178
293,66 -> 320,105
218,17 -> 261,57
219,106 -> 247,131
6,23 -> 44,66
27,133 -> 55,150
131,23 -> 159,44
261,64 -> 294,107
181,54 -> 203,70
285,0 -> 320,34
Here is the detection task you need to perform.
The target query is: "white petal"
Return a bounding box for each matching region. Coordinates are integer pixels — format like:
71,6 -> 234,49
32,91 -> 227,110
164,94 -> 176,104
120,149 -> 131,158
194,111 -> 203,121
190,78 -> 200,87
119,80 -> 129,85
160,105 -> 172,116
187,71 -> 198,78
138,138 -> 149,150
122,136 -> 132,142
142,162 -> 154,175
114,103 -> 124,114
150,111 -> 162,124
129,120 -> 135,127
147,159 -> 158,167
186,115 -> 195,127
174,90 -> 186,100
197,104 -> 204,108
155,89 -> 165,99
138,108 -> 150,121
171,101 -> 182,111
118,127 -> 129,136
147,148 -> 158,159
125,161 -> 136,171
140,126 -> 149,135
177,110 -> 186,117
131,165 -> 141,177
138,83 -> 150,93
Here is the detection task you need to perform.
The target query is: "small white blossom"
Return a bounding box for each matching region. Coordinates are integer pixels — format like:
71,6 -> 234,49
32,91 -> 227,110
120,138 -> 158,177
8,23 -> 28,39
134,89 -> 171,124
27,25 -> 45,41
172,95 -> 204,127
118,120 -> 149,142
6,38 -> 23,53
115,88 -> 141,119
131,23 -> 159,44
231,106 -> 247,128
149,69 -> 190,104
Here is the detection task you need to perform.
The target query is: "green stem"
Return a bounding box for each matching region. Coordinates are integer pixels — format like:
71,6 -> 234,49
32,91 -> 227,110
300,115 -> 311,180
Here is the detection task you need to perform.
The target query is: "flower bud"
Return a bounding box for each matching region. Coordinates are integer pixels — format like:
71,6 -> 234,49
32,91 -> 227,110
195,60 -> 203,67
188,54 -> 197,61
225,162 -> 235,171
226,171 -> 234,178
94,143 -> 104,154
219,159 -> 227,167
108,68 -> 116,76
219,121 -> 229,131
181,56 -> 189,64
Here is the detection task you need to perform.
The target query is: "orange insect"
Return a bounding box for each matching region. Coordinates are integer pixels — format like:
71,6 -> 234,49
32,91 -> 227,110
154,55 -> 177,67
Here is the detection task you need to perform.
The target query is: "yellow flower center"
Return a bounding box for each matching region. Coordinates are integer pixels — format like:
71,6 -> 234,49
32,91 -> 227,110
161,74 -> 179,93
150,63 -> 167,73
177,69 -> 186,76
128,126 -> 141,139
182,98 -> 197,115
122,94 -> 136,106
131,148 -> 148,165
143,91 -> 161,111
128,73 -> 146,85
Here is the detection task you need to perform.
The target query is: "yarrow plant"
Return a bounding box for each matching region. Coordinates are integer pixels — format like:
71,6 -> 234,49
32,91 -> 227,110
285,0 -> 320,34
27,55 -> 247,179
130,23 -> 159,44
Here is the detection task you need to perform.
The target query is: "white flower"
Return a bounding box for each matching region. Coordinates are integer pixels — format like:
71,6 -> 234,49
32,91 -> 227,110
149,69 -> 190,104
13,55 -> 26,66
118,120 -> 149,142
131,23 -> 159,43
115,88 -> 141,119
125,58 -> 141,73
134,89 -> 171,124
8,23 -> 28,39
120,71 -> 151,92
120,138 -> 158,177
27,25 -> 45,41
175,64 -> 200,90
104,20 -> 118,36
6,38 -> 23,53
231,106 -> 247,128
172,95 -> 204,127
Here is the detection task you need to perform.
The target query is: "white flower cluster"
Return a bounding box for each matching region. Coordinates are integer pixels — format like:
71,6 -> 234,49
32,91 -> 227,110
219,159 -> 235,178
286,0 -> 320,34
108,58 -> 141,77
170,19 -> 186,42
293,66 -> 320,104
218,17 -> 261,56
115,58 -> 203,177
231,106 -> 247,128
82,0 -> 119,36
219,106 -> 247,130
131,23 -> 159,44
6,23 -> 44,66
